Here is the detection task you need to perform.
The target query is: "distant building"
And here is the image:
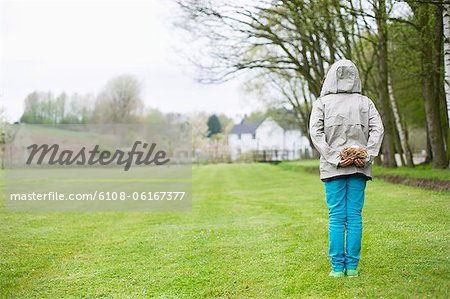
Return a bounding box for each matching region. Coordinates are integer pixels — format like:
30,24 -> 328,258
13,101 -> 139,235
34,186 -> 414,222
165,113 -> 188,124
228,116 -> 312,161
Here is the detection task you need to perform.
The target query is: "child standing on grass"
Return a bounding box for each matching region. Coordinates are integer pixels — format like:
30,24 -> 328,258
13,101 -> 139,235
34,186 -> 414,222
309,59 -> 384,278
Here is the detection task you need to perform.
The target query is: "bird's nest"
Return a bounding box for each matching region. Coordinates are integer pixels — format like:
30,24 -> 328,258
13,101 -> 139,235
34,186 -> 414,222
340,146 -> 368,160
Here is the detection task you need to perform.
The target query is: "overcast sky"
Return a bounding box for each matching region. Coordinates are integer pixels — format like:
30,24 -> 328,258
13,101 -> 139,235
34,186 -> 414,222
0,0 -> 260,122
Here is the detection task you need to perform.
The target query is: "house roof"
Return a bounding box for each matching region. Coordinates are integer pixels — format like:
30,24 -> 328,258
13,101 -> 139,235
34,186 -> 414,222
268,107 -> 301,131
230,111 -> 301,135
229,117 -> 265,134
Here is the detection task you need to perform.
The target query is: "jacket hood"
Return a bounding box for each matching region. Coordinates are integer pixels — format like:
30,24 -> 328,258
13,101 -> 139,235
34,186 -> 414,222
320,59 -> 361,97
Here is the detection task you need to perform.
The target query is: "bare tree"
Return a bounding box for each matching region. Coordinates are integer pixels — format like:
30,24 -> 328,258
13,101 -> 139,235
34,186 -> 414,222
175,0 -> 378,155
94,75 -> 144,123
177,0 -> 404,166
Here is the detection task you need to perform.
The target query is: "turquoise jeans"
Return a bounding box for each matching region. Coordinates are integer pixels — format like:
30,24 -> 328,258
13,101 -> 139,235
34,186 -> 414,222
324,176 -> 366,271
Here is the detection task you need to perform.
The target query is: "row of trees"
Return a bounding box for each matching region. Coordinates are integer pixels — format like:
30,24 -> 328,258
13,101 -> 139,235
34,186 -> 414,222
20,76 -> 234,140
21,75 -> 143,124
19,74 -> 236,162
175,0 -> 450,168
21,92 -> 93,124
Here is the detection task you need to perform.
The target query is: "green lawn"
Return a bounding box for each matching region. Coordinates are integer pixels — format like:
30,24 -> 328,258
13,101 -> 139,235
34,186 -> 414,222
0,164 -> 449,298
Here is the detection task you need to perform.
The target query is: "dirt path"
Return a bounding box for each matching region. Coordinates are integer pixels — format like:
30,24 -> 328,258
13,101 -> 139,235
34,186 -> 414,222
375,174 -> 450,192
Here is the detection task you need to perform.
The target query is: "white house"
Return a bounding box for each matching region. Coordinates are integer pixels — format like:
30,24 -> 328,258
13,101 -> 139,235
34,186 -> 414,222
228,116 -> 312,161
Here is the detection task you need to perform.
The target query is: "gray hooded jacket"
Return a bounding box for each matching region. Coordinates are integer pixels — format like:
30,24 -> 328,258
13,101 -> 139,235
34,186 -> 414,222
309,59 -> 384,181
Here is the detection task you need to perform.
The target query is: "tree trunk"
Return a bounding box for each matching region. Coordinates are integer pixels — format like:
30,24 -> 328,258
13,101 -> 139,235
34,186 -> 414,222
424,124 -> 433,165
443,4 -> 450,166
374,155 -> 382,166
388,76 -> 414,167
403,120 -> 415,164
409,3 -> 448,168
375,0 -> 397,167
422,6 -> 448,168
393,129 -> 405,166
444,4 -> 450,122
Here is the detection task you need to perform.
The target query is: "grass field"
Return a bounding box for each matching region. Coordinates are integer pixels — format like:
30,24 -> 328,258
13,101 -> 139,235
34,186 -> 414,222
0,163 -> 449,298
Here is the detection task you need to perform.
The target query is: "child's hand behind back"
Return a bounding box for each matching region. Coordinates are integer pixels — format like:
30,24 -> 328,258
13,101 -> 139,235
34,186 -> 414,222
338,158 -> 353,167
354,158 -> 365,167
